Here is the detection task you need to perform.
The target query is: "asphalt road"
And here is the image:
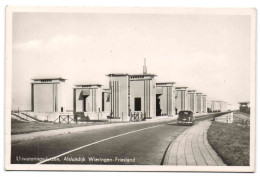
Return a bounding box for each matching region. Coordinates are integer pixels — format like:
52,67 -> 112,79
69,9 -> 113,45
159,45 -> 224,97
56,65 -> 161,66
11,115 -> 214,165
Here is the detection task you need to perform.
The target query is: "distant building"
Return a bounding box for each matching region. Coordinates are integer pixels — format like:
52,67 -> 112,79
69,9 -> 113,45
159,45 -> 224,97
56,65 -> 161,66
238,101 -> 250,113
31,78 -> 66,113
28,62 -> 225,122
175,87 -> 188,113
220,101 -> 228,112
107,73 -> 157,121
210,100 -> 228,112
73,84 -> 110,120
211,101 -> 221,112
106,61 -> 157,121
202,94 -> 207,113
196,93 -> 203,113
187,90 -> 197,113
156,82 -> 176,116
207,100 -> 212,112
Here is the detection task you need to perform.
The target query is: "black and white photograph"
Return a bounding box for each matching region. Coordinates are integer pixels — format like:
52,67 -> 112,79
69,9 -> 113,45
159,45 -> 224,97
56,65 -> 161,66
4,6 -> 256,172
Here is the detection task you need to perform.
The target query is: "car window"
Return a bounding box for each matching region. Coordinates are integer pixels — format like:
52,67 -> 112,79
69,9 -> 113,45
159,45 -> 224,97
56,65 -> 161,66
179,111 -> 192,115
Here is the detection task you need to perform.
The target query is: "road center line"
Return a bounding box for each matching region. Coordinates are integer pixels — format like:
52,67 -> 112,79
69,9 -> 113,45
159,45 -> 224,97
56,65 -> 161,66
37,123 -> 166,164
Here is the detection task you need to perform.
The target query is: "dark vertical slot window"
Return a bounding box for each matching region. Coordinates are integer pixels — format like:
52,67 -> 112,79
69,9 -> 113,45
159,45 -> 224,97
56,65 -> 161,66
83,97 -> 86,112
102,92 -> 105,112
135,98 -> 141,111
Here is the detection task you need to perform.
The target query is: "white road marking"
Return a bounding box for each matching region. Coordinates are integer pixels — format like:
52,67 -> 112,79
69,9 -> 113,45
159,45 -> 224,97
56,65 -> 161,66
37,123 -> 166,164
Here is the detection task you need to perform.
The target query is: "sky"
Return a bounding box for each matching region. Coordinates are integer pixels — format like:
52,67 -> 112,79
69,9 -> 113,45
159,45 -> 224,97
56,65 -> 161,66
12,12 -> 252,110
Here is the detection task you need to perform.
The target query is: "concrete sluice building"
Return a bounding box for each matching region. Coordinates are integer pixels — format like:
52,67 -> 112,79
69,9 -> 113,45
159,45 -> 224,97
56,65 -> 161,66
211,101 -> 221,112
209,100 -> 228,112
73,84 -> 111,121
207,100 -> 212,112
220,101 -> 228,112
107,73 -> 157,121
28,78 -> 67,121
28,64 -> 229,123
175,87 -> 188,114
196,93 -> 203,113
156,82 -> 176,117
238,101 -> 250,113
202,94 -> 207,113
187,90 -> 197,113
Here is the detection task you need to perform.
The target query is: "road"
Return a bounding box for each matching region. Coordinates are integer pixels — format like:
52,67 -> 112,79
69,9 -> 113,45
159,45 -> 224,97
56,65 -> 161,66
11,115 -> 215,165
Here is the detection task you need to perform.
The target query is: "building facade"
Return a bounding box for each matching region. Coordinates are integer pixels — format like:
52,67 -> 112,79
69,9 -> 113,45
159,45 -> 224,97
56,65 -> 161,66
210,100 -> 228,112
73,84 -> 111,120
187,90 -> 197,113
238,102 -> 250,113
107,72 -> 157,121
202,94 -> 207,113
156,82 -> 176,117
73,84 -> 103,113
220,101 -> 228,112
175,87 -> 188,113
196,93 -> 203,113
31,78 -> 66,113
28,63 -> 230,122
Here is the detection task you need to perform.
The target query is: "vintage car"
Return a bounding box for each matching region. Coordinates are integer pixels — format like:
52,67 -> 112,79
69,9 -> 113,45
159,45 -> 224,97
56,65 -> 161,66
177,110 -> 195,125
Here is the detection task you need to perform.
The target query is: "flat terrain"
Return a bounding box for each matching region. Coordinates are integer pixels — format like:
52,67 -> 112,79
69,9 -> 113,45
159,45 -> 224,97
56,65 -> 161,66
11,118 -> 113,135
11,115 -> 214,165
207,117 -> 250,166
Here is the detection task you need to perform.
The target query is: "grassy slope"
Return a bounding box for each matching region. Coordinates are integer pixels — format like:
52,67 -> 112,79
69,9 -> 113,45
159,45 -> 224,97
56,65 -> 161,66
207,121 -> 250,166
11,119 -> 112,135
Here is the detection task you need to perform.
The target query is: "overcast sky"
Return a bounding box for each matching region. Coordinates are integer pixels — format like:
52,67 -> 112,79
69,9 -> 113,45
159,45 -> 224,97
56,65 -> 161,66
12,12 -> 251,110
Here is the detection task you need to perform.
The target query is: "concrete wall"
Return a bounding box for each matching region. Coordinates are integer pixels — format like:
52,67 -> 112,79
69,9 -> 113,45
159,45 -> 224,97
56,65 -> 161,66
32,80 -> 66,113
130,80 -> 145,113
102,91 -> 111,113
109,76 -> 129,121
130,78 -> 156,118
202,95 -> 207,113
196,94 -> 203,113
186,93 -> 191,111
215,112 -> 233,123
176,89 -> 188,113
207,100 -> 212,112
33,84 -> 55,112
156,84 -> 175,116
220,101 -> 228,112
150,78 -> 157,118
74,88 -> 102,113
74,89 -> 83,112
187,92 -> 196,113
212,101 -> 221,112
58,82 -> 66,112
209,101 -> 228,112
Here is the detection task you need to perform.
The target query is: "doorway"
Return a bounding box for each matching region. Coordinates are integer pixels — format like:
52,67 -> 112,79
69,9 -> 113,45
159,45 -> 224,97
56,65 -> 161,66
134,97 -> 141,111
83,96 -> 87,112
156,94 -> 162,116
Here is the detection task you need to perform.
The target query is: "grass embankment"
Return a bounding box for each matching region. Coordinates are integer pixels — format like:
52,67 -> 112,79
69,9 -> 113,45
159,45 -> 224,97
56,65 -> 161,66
207,120 -> 250,166
11,118 -> 112,135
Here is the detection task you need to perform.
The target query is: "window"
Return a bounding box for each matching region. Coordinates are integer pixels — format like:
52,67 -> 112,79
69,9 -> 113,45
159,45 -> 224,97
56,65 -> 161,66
135,98 -> 141,111
102,92 -> 105,112
83,98 -> 86,112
